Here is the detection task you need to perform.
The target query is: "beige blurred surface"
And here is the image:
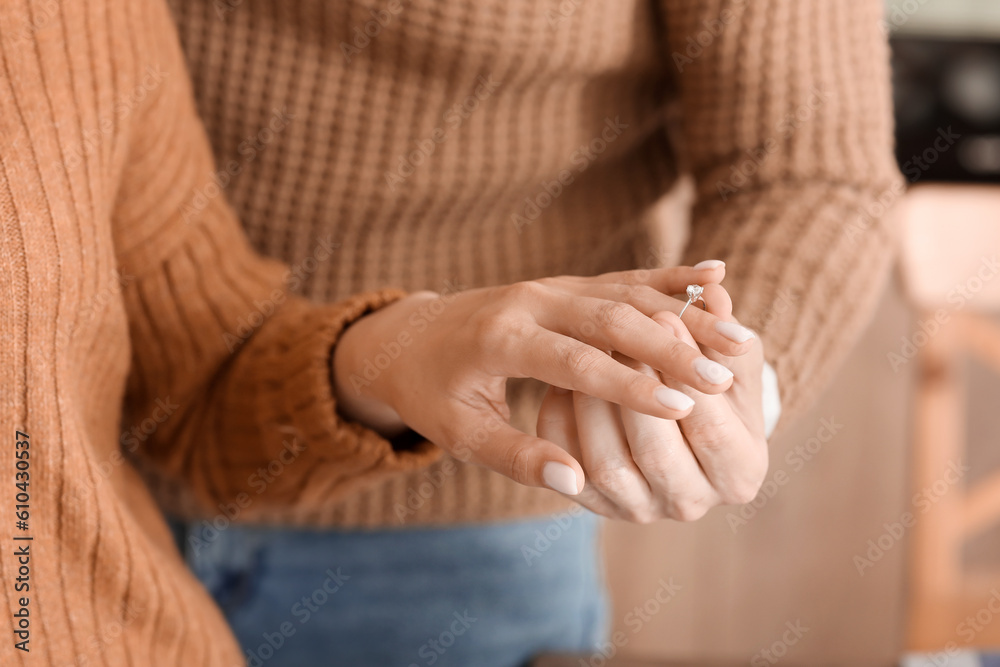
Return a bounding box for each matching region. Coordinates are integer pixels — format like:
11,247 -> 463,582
601,276 -> 917,665
899,184 -> 1000,311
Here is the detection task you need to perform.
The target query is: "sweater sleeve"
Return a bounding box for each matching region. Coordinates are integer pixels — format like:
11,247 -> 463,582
112,0 -> 439,517
660,0 -> 904,427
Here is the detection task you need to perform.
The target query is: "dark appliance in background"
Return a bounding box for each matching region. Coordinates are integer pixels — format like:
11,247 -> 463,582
892,36 -> 1000,183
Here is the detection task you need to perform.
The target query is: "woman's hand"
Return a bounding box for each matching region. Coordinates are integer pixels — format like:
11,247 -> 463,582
535,284 -> 769,522
332,264 -> 756,495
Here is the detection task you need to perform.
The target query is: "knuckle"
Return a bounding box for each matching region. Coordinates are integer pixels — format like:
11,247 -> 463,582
535,275 -> 566,289
571,391 -> 605,413
622,370 -> 654,399
623,283 -> 658,304
502,280 -> 545,304
626,505 -> 663,525
579,497 -> 624,522
634,451 -> 675,481
467,310 -> 497,347
669,498 -> 711,522
723,479 -> 762,506
577,486 -> 607,509
594,301 -> 640,333
615,268 -> 650,286
472,309 -> 532,359
503,442 -> 533,484
691,415 -> 736,453
561,344 -> 605,377
724,450 -> 770,506
589,460 -> 636,496
536,401 -> 567,435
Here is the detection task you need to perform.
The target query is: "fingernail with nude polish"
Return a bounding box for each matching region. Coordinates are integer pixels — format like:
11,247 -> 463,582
543,461 -> 580,496
693,259 -> 725,270
694,357 -> 734,384
716,320 -> 755,343
655,386 -> 695,411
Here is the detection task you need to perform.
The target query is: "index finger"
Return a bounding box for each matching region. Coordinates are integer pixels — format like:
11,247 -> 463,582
563,262 -> 727,295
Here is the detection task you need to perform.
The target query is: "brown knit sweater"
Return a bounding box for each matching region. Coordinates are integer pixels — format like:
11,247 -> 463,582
1,0 -> 435,663
1,0 -> 899,662
164,0 -> 903,526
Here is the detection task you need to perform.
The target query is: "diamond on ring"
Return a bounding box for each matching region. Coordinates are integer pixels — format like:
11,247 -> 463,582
679,284 -> 706,318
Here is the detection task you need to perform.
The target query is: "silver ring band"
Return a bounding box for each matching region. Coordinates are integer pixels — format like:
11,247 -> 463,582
679,284 -> 706,318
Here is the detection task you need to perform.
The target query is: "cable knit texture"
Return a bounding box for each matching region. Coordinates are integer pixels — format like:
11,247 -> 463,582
1,0 -> 899,662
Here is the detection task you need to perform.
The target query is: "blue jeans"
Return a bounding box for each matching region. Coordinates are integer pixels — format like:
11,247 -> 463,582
183,512 -> 608,667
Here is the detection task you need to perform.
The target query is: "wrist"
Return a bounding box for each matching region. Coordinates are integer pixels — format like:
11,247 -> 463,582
332,291 -> 437,437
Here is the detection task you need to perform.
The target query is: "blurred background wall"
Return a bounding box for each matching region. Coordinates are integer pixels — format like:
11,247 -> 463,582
601,1 -> 1000,662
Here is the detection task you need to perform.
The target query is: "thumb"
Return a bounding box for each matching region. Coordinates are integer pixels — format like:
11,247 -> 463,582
450,405 -> 584,495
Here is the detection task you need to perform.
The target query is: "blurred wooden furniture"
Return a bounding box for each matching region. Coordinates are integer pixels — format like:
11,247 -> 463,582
898,184 -> 1000,651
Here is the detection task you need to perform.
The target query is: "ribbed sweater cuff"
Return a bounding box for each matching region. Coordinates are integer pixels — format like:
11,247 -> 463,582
682,181 -> 902,430
209,288 -> 442,513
